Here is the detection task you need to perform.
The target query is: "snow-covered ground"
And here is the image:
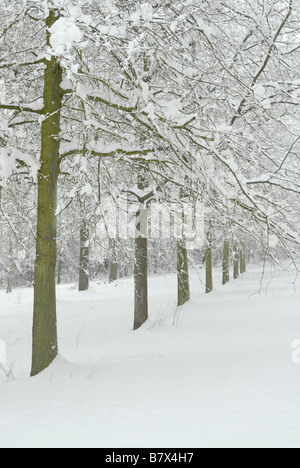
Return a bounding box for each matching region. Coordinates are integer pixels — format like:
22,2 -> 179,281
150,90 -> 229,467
0,264 -> 300,448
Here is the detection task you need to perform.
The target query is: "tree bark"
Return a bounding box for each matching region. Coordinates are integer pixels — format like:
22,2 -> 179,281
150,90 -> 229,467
177,240 -> 190,306
109,239 -> 118,283
109,262 -> 118,283
31,11 -> 62,377
6,273 -> 13,294
240,242 -> 246,274
6,237 -> 13,294
222,240 -> 230,285
177,186 -> 190,306
79,220 -> 89,291
205,230 -> 213,294
233,242 -> 239,279
134,205 -> 148,330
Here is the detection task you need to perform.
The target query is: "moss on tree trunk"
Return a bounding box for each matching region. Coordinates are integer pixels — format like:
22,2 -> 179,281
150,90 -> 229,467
31,11 -> 62,377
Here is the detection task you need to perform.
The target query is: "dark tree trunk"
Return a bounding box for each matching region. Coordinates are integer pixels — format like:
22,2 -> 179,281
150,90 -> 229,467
79,220 -> 89,292
134,205 -> 148,330
240,243 -> 246,274
109,262 -> 118,283
6,275 -> 13,294
109,240 -> 118,283
6,238 -> 13,294
177,240 -> 190,306
177,185 -> 190,306
31,11 -> 62,377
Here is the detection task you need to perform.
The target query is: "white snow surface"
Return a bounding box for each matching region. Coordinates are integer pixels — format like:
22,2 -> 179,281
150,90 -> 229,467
0,264 -> 300,448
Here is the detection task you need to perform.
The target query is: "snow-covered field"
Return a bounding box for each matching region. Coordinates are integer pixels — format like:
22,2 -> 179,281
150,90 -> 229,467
0,265 -> 300,448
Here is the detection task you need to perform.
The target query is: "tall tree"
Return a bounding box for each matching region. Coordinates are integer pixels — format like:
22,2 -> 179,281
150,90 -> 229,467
31,10 -> 63,376
222,240 -> 230,286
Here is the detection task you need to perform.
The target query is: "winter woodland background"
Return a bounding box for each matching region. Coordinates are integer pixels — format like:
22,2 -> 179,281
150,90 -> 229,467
0,0 -> 300,448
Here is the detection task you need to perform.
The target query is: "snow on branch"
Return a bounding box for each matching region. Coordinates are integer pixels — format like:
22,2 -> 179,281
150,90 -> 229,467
60,140 -> 154,161
87,93 -> 137,113
230,0 -> 293,126
0,59 -> 45,70
0,101 -> 44,114
0,146 -> 40,182
47,3 -> 91,57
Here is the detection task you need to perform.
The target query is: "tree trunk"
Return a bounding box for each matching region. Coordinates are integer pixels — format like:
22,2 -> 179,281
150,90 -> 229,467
205,231 -> 213,294
177,240 -> 190,306
6,238 -> 13,294
233,242 -> 239,279
222,240 -> 230,285
134,205 -> 148,330
240,243 -> 246,274
177,185 -> 190,306
109,262 -> 118,283
79,220 -> 89,291
109,239 -> 118,283
6,276 -> 13,294
31,11 -> 62,377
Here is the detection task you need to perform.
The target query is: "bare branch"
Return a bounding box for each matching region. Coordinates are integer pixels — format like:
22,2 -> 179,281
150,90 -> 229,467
0,103 -> 43,114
